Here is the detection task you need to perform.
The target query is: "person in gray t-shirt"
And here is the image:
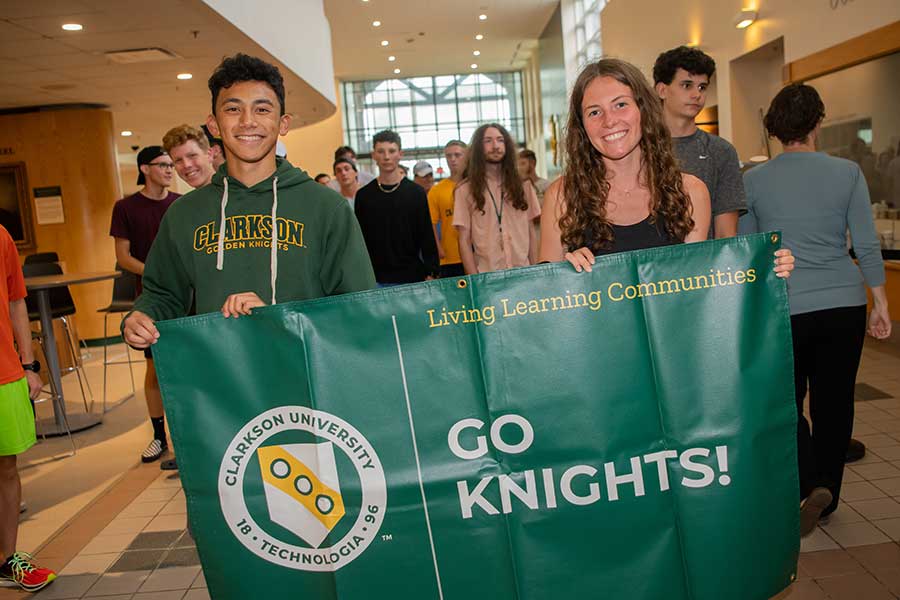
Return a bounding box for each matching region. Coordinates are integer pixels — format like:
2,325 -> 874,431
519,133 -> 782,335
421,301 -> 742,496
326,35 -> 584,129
653,46 -> 746,239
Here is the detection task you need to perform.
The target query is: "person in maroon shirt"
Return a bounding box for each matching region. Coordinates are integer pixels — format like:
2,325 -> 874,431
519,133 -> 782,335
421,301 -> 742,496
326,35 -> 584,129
109,146 -> 180,464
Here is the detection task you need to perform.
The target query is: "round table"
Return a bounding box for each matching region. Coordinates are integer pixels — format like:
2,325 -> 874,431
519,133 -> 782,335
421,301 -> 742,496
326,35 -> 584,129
25,271 -> 122,435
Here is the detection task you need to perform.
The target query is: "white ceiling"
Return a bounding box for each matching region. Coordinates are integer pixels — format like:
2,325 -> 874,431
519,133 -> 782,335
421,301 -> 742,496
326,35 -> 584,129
0,0 -> 558,154
0,0 -> 334,154
324,0 -> 558,81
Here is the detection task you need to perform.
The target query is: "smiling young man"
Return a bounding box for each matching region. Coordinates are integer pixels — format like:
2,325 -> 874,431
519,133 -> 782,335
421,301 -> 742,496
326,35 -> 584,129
653,46 -> 746,239
354,130 -> 439,286
163,124 -> 216,190
123,54 -> 374,351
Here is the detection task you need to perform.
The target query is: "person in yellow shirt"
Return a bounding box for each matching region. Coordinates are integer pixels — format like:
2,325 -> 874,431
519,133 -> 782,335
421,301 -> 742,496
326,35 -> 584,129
428,140 -> 467,277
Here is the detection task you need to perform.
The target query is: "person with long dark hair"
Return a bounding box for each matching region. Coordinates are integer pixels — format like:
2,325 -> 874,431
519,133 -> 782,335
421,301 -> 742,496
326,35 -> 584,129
454,123 -> 540,274
539,58 -> 794,277
740,83 -> 891,536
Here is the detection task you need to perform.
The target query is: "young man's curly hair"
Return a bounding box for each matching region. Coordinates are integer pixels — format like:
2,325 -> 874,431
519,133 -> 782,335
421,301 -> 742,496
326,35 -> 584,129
763,83 -> 825,145
652,46 -> 716,85
208,54 -> 286,115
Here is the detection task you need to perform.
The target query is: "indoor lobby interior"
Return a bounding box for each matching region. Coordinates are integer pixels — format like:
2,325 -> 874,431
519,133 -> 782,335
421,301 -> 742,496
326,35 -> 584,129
1,0 -> 900,598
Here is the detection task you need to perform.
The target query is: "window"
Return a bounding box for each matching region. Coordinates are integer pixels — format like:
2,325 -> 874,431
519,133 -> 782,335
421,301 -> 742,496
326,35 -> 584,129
342,71 -> 525,174
573,0 -> 605,69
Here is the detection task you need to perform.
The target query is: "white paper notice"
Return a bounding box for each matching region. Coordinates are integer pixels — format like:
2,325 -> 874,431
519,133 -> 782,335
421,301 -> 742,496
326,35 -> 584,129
35,195 -> 65,224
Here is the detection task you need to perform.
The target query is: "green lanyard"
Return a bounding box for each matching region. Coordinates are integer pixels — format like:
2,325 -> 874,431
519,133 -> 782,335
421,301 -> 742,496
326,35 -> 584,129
487,186 -> 504,233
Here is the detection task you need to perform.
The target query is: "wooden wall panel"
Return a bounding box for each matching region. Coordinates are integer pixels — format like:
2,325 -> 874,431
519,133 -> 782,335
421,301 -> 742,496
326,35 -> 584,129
785,20 -> 900,83
0,108 -> 122,340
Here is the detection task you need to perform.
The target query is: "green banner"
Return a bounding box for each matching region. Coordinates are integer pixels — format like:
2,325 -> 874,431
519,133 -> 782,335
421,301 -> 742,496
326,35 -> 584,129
154,233 -> 798,600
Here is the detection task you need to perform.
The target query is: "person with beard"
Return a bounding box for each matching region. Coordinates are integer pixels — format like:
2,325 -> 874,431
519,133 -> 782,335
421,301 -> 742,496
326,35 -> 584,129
453,124 -> 540,274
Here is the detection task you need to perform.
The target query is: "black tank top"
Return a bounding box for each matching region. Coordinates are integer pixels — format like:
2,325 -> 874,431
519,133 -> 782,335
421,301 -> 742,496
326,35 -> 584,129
577,214 -> 674,256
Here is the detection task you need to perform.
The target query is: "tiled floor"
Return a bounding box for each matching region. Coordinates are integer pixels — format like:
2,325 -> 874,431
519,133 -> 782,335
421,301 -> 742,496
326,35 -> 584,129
27,471 -> 208,600
776,337 -> 900,599
2,338 -> 899,599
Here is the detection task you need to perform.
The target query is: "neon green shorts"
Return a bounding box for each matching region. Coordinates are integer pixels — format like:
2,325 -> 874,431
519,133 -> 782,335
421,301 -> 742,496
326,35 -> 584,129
0,377 -> 36,456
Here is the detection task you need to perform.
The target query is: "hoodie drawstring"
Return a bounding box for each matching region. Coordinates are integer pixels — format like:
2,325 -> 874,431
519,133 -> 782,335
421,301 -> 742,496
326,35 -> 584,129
216,177 -> 229,271
270,176 -> 279,305
215,175 -> 280,306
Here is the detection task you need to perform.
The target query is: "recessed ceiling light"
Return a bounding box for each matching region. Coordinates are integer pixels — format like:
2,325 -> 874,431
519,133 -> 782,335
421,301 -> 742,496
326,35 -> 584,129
176,73 -> 193,80
470,63 -> 478,69
473,50 -> 481,56
475,34 -> 484,40
381,40 -> 389,46
393,68 -> 400,74
121,130 -> 133,137
388,55 -> 396,62
61,23 -> 83,31
372,20 -> 381,27
478,14 -> 487,20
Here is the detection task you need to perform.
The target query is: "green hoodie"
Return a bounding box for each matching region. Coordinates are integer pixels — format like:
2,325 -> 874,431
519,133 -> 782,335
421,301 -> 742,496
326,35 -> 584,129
133,159 -> 375,320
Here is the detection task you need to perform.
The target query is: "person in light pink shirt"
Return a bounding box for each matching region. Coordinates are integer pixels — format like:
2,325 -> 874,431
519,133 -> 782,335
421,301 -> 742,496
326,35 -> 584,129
454,123 -> 540,274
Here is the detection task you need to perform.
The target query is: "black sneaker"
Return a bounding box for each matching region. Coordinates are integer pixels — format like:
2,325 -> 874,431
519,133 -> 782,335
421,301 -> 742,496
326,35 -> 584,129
800,487 -> 833,537
141,439 -> 168,463
160,458 -> 178,471
846,438 -> 866,463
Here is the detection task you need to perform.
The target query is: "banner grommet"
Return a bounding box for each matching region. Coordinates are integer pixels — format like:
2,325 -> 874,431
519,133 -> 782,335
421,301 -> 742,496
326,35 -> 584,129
457,279 -> 468,289
770,233 -> 779,244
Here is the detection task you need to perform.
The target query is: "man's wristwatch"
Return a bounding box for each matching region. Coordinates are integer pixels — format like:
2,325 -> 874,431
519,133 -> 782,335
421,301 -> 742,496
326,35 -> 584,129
22,360 -> 41,373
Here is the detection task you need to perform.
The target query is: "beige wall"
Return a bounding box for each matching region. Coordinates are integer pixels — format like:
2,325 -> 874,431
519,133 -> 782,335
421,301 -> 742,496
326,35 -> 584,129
281,82 -> 345,178
0,108 -> 121,340
600,0 -> 900,148
729,38 -> 785,160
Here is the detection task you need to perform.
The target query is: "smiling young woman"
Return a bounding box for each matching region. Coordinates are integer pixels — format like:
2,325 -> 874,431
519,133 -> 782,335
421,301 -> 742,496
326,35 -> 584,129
539,58 -> 794,279
539,58 -> 708,267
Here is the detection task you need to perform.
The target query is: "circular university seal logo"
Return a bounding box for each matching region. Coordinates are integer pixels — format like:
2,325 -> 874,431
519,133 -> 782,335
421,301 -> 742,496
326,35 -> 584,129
218,406 -> 387,571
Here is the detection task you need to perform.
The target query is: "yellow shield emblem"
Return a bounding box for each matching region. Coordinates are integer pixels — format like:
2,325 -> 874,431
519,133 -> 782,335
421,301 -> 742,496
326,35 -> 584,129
257,443 -> 346,547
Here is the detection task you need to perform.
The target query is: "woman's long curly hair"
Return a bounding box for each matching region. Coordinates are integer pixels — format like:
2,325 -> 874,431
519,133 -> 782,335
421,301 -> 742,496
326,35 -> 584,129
559,58 -> 694,252
463,123 -> 528,214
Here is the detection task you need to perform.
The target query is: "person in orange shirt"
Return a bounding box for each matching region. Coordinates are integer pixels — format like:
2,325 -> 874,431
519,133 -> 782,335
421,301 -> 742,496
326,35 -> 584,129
428,140 -> 467,277
0,226 -> 57,592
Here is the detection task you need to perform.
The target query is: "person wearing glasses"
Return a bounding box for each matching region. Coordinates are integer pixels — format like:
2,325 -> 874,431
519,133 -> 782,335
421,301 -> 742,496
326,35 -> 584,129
109,146 -> 181,464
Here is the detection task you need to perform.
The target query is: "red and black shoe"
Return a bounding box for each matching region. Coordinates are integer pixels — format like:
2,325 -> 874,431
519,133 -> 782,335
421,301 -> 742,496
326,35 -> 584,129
0,552 -> 57,592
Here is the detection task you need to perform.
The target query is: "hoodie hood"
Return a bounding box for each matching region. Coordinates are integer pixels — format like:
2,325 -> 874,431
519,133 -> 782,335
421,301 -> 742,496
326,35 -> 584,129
212,158 -> 313,304
210,157 -> 312,192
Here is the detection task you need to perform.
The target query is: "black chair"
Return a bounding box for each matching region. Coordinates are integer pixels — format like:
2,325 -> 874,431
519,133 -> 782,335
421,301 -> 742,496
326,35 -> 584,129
97,266 -> 138,412
24,252 -> 60,265
23,262 -> 93,412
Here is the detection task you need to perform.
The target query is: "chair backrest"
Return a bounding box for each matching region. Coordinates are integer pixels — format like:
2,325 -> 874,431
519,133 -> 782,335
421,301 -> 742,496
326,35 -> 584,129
23,262 -> 76,319
24,252 -> 60,265
111,264 -> 137,304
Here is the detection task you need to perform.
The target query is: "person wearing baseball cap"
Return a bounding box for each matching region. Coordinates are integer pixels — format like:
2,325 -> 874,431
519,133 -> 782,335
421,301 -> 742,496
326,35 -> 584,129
413,160 -> 435,193
109,145 -> 181,464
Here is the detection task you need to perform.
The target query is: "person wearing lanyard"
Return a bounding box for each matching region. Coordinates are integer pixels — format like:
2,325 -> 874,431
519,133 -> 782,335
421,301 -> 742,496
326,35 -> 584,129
453,123 -> 540,274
